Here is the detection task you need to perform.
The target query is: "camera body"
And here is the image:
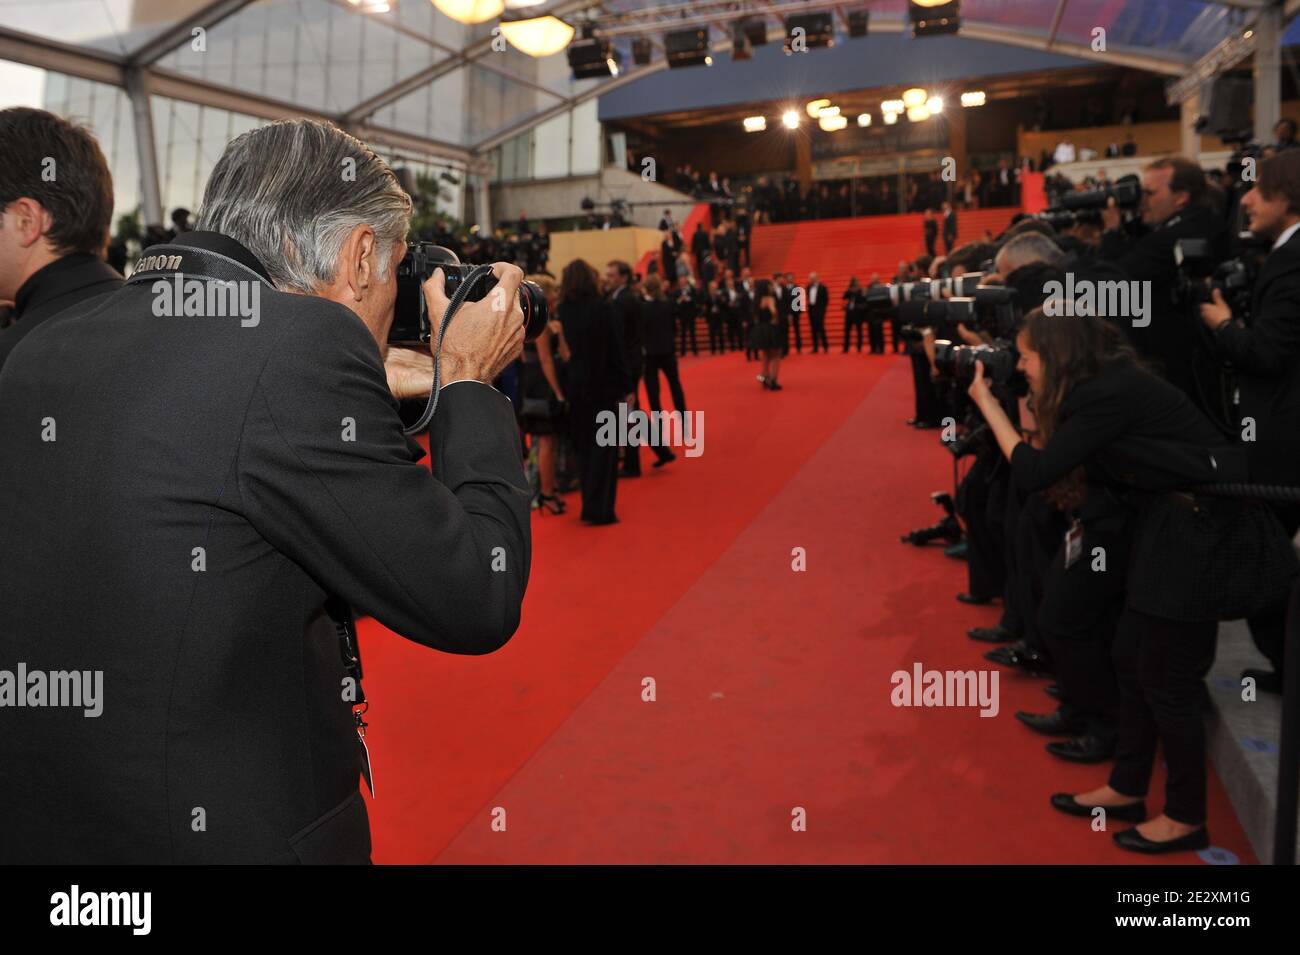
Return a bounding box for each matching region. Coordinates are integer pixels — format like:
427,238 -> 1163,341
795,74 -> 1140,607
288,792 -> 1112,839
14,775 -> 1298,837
389,242 -> 548,344
1174,237 -> 1258,321
933,339 -> 1020,387
1038,175 -> 1140,229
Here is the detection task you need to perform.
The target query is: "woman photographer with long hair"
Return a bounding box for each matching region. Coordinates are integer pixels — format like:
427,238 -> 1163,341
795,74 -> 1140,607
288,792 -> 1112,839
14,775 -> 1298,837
967,306 -> 1296,854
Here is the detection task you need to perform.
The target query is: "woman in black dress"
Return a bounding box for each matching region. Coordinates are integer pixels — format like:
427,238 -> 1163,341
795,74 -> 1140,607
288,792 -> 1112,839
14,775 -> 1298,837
557,259 -> 632,525
968,306 -> 1294,853
519,274 -> 570,514
749,280 -> 783,391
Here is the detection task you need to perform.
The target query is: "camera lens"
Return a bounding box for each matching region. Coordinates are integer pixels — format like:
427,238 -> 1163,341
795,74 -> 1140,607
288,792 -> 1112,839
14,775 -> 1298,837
519,280 -> 548,341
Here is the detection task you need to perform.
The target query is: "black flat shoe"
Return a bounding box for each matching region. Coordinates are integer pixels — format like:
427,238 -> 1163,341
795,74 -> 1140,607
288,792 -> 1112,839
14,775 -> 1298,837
1050,793 -> 1146,823
956,592 -> 993,605
652,451 -> 676,468
1045,683 -> 1063,700
1015,710 -> 1084,736
968,624 -> 1013,643
1113,825 -> 1209,854
1046,734 -> 1115,764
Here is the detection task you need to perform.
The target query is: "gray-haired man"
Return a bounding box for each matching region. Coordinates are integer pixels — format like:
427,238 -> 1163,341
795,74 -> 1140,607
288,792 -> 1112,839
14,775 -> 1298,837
0,119 -> 531,863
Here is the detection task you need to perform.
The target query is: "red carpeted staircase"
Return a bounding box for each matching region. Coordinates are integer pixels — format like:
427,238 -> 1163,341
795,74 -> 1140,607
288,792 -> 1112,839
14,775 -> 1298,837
748,207 -> 1022,349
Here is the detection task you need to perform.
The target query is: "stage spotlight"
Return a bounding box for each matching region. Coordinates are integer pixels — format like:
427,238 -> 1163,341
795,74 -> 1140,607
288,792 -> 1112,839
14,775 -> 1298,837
907,104 -> 932,122
902,88 -> 927,109
784,12 -> 834,52
743,116 -> 767,132
782,110 -> 801,129
909,0 -> 961,38
847,10 -> 869,38
883,111 -> 899,125
631,37 -> 652,65
926,95 -> 943,113
819,114 -> 848,131
857,113 -> 871,127
666,28 -> 711,68
960,90 -> 986,107
818,106 -> 841,118
806,98 -> 831,118
881,98 -> 904,113
567,36 -> 620,78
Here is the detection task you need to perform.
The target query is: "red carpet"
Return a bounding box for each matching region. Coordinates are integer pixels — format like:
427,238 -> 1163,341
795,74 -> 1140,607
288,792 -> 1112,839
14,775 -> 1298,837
357,351 -> 1255,864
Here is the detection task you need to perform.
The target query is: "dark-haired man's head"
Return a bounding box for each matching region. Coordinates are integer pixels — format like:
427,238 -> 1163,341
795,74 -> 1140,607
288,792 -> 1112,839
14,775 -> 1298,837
604,259 -> 632,293
1140,157 -> 1207,227
1243,148 -> 1300,241
0,108 -> 115,301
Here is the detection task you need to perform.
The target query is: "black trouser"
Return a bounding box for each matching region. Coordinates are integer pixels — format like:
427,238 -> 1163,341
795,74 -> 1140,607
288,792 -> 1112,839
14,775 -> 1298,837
787,313 -> 803,353
867,318 -> 884,354
891,315 -> 904,353
726,313 -> 743,352
842,316 -> 864,352
622,362 -> 644,476
957,453 -> 1006,601
706,315 -> 724,354
1247,505 -> 1300,674
643,353 -> 687,459
1012,490 -> 1069,660
1038,511 -> 1129,739
570,402 -> 619,522
1109,609 -> 1217,826
999,478 -> 1025,638
678,315 -> 698,355
908,349 -> 941,424
809,314 -> 829,353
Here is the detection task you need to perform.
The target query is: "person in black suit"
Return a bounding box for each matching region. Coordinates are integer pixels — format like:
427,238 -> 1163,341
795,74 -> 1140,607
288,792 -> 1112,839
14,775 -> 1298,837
660,228 -> 683,286
0,108 -> 122,373
784,271 -> 802,354
1098,157 -> 1226,406
922,209 -> 938,257
941,201 -> 958,254
841,277 -> 864,352
673,275 -> 699,356
1200,149 -> 1300,692
970,305 -> 1291,855
704,278 -> 726,354
691,222 -> 711,279
640,275 -> 684,467
562,259 -> 631,523
806,271 -> 829,353
605,260 -> 646,477
0,119 -> 531,863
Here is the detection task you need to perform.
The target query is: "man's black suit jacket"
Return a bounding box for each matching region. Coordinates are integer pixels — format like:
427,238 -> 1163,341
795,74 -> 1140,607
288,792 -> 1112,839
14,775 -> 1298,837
0,233 -> 531,863
1097,206 -> 1227,401
807,282 -> 829,322
0,252 -> 123,372
1215,228 -> 1300,484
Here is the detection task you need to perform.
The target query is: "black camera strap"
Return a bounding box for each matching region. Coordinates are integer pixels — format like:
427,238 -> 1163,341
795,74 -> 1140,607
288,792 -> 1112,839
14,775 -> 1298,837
402,264 -> 497,435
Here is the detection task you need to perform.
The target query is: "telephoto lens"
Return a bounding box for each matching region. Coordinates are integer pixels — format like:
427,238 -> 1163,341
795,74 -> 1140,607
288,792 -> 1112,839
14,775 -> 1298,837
390,242 -> 548,344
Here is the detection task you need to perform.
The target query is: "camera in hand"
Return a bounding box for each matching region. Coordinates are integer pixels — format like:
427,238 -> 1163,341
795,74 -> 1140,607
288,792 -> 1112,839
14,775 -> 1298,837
390,242 -> 548,344
1174,236 -> 1260,320
933,339 -> 1021,387
1037,174 -> 1140,229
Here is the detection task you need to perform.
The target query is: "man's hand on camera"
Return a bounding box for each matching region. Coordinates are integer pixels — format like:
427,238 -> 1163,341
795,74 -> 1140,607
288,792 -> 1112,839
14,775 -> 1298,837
1100,197 -> 1122,233
967,358 -> 994,406
385,346 -> 435,400
1199,286 -> 1232,331
423,263 -> 526,386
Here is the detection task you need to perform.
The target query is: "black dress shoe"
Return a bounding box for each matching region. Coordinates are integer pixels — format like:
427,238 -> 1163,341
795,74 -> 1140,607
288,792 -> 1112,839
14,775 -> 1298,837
1113,825 -> 1209,854
1242,667 -> 1282,694
956,592 -> 993,605
652,450 -> 676,468
968,624 -> 1014,643
1015,710 -> 1083,736
1050,793 -> 1146,823
912,420 -> 941,430
1045,683 -> 1063,700
984,640 -> 1052,675
619,469 -> 641,479
1046,734 -> 1115,763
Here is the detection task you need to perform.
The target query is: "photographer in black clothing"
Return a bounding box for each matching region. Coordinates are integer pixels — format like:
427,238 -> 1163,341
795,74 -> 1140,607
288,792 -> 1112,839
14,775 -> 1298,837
1097,156 -> 1227,405
1199,148 -> 1300,692
0,108 -> 122,373
970,306 -> 1294,854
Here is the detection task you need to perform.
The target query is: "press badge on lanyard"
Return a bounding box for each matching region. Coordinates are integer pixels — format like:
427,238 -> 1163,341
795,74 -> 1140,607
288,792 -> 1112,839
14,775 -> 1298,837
1064,520 -> 1084,570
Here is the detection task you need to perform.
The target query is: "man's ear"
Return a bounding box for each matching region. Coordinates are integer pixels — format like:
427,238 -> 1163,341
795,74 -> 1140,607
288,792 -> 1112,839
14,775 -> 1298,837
341,224 -> 377,301
8,198 -> 53,248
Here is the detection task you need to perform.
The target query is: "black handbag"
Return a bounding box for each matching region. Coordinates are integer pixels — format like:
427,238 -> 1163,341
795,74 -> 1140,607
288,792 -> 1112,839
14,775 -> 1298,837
1127,492 -> 1299,622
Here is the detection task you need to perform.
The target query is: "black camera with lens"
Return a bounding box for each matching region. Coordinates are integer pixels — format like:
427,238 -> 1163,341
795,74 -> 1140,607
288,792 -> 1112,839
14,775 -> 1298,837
1174,237 -> 1259,320
933,339 -> 1022,388
389,242 -> 549,344
1038,174 -> 1141,229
